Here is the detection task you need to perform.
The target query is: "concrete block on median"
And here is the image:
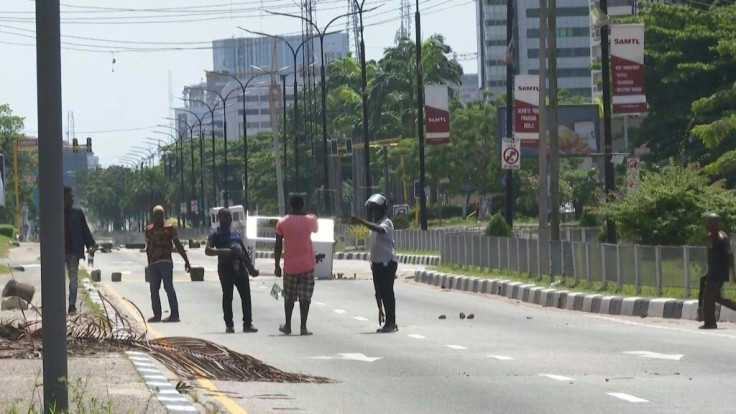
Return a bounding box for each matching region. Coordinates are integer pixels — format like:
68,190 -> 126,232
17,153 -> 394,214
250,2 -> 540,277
552,290 -> 570,309
663,300 -> 683,319
582,294 -> 603,313
517,284 -> 535,301
189,267 -> 205,281
598,296 -> 622,315
2,280 -> 35,303
681,300 -> 699,320
620,297 -> 648,317
719,305 -> 736,322
528,287 -> 544,304
471,278 -> 480,293
539,289 -> 556,307
111,272 -> 122,282
564,292 -> 582,310
647,298 -> 676,318
505,282 -> 523,299
480,280 -> 490,294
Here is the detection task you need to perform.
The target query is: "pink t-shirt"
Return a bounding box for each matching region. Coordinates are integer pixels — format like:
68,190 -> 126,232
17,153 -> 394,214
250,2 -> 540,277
275,214 -> 319,275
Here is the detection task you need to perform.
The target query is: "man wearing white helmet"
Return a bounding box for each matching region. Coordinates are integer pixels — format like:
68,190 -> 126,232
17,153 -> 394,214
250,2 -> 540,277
352,193 -> 398,333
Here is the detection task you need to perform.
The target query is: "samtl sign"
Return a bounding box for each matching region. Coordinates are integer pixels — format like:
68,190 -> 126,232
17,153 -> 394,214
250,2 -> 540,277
611,24 -> 647,114
424,85 -> 450,145
513,75 -> 539,141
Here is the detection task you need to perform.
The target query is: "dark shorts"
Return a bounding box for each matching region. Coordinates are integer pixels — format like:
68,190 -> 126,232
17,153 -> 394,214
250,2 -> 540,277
283,271 -> 315,302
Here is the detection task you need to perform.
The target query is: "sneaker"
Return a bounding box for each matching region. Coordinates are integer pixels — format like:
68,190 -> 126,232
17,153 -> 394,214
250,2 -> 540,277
226,326 -> 235,333
243,324 -> 258,333
162,316 -> 180,323
377,324 -> 398,333
67,305 -> 77,314
147,316 -> 161,323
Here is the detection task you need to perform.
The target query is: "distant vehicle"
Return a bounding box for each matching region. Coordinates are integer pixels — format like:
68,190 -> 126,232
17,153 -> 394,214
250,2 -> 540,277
559,202 -> 575,222
209,205 -> 247,234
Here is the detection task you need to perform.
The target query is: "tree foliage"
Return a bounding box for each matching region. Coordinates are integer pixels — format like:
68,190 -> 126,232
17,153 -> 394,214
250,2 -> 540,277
600,165 -> 736,245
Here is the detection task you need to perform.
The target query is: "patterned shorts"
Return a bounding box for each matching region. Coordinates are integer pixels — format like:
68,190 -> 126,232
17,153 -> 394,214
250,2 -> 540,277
283,271 -> 315,302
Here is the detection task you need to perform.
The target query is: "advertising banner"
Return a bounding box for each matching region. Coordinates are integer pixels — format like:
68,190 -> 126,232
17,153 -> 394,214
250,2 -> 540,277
498,104 -> 600,156
611,24 -> 647,114
514,74 -> 540,140
424,85 -> 450,145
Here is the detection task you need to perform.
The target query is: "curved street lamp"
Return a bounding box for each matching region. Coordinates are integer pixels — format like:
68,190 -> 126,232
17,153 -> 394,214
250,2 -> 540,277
154,128 -> 187,228
164,116 -> 200,227
238,27 -> 321,194
181,97 -> 220,210
189,86 -> 241,208
172,108 -> 207,226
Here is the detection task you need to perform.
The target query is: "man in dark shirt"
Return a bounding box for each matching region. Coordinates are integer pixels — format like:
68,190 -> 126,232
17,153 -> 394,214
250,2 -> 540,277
64,186 -> 96,314
700,213 -> 736,329
206,208 -> 259,333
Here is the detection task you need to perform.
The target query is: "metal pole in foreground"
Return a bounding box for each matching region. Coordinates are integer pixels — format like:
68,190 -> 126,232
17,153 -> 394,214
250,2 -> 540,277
36,1 -> 69,412
415,0 -> 428,230
356,1 -> 372,217
504,0 -> 514,227
601,0 -> 617,244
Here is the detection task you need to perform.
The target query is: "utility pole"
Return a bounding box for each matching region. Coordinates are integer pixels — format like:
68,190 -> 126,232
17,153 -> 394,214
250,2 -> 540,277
548,0 -> 560,241
601,0 -> 617,243
504,0 -> 514,226
36,1 -> 69,412
416,0 -> 428,230
537,0 -> 549,240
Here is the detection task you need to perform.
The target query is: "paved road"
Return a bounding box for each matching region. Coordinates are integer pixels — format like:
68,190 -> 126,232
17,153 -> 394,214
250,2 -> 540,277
92,248 -> 736,414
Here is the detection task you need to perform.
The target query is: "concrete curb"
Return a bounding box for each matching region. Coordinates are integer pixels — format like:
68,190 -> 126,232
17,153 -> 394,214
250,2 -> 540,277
252,251 -> 440,266
413,269 -> 736,322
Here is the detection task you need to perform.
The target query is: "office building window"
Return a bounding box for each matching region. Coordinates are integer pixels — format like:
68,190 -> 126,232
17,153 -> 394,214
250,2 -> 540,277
488,80 -> 506,87
485,19 -> 507,26
528,27 -> 590,38
527,7 -> 590,18
487,59 -> 506,66
528,47 -> 590,58
486,0 -> 506,5
486,39 -> 507,47
528,68 -> 591,77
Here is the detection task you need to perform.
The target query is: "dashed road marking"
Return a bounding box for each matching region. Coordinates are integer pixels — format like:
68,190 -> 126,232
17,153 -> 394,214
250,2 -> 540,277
407,334 -> 426,339
538,374 -> 573,381
623,351 -> 683,361
607,392 -> 649,403
353,316 -> 369,321
488,355 -> 514,361
333,309 -> 347,314
313,301 -> 326,306
165,405 -> 198,412
445,345 -> 468,350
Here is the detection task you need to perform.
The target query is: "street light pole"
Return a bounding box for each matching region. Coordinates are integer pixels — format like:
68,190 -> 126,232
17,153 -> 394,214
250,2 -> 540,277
354,0 -> 372,217
176,108 -> 207,226
415,0 -> 428,230
240,28 -> 321,194
265,10 -> 363,216
155,128 -> 186,228
165,116 -> 199,226
188,99 -> 219,211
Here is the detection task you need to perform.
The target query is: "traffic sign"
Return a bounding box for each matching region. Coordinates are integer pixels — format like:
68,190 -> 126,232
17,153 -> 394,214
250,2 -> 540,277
501,138 -> 521,170
439,177 -> 450,185
626,157 -> 640,188
21,175 -> 37,183
17,139 -> 38,148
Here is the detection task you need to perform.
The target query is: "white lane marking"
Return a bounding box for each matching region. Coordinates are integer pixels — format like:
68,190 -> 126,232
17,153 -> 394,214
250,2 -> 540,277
313,301 -> 326,306
586,315 -> 736,339
136,368 -> 159,373
157,396 -> 188,402
607,392 -> 649,403
166,405 -> 198,411
408,334 -> 426,339
622,351 -> 683,361
128,356 -> 150,361
445,345 -> 467,350
143,375 -> 168,380
488,355 -> 514,361
158,389 -> 181,395
333,309 -> 347,314
539,374 -> 574,381
353,316 -> 369,321
307,353 -> 382,362
146,382 -> 173,387
133,361 -> 156,367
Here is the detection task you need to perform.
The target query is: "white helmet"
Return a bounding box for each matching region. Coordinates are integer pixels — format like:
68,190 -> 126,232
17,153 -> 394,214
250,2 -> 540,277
365,193 -> 388,209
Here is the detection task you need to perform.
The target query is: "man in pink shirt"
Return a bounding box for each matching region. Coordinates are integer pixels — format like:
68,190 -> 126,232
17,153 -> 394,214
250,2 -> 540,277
274,194 -> 319,335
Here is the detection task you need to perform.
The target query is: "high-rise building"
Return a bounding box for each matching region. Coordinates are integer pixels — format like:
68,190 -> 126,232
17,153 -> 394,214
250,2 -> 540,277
477,0 -> 594,99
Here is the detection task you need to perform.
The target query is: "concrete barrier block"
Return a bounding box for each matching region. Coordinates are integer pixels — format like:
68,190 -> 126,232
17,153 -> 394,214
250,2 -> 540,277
90,269 -> 101,282
462,277 -> 471,291
189,267 -> 205,281
539,289 -> 556,307
564,292 -> 582,310
582,294 -> 603,313
647,298 -> 676,318
505,282 -> 523,299
471,279 -> 480,293
499,281 -> 512,297
663,300 -> 684,319
111,272 -> 122,282
598,296 -> 621,315
2,280 -> 35,303
521,285 -> 533,302
681,300 -> 699,320
719,305 -> 736,322
516,284 -> 535,301
1,296 -> 29,310
480,280 -> 491,294
528,287 -> 544,304
552,290 -> 570,309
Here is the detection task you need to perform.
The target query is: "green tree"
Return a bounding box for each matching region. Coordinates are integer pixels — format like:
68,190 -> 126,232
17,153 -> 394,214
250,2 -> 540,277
0,104 -> 37,225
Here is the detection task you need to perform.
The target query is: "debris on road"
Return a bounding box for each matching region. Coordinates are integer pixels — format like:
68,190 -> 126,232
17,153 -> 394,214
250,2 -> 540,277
467,314 -> 475,320
459,312 -> 466,319
439,314 -> 447,320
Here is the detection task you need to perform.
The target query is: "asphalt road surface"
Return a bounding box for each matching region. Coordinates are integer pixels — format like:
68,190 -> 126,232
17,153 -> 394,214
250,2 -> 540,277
90,248 -> 736,414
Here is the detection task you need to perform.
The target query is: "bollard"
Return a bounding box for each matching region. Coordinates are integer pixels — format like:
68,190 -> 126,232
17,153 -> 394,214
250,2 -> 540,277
189,240 -> 201,249
111,272 -> 122,282
2,280 -> 35,303
91,269 -> 101,282
189,267 -> 205,281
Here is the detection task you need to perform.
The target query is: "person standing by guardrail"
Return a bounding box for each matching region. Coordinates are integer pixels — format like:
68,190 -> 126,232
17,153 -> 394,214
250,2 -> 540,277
274,194 -> 319,336
145,205 -> 190,323
700,213 -> 736,329
352,193 -> 399,333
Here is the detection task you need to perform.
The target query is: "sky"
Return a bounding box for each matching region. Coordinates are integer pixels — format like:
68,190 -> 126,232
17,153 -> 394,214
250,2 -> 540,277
0,0 -> 477,167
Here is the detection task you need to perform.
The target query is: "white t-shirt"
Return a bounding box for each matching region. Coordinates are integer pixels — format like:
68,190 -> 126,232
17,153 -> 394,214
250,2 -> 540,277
369,216 -> 396,263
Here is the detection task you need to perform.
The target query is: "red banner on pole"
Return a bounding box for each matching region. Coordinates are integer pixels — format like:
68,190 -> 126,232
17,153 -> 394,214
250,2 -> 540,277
611,24 -> 647,114
514,75 -> 540,141
424,85 -> 450,145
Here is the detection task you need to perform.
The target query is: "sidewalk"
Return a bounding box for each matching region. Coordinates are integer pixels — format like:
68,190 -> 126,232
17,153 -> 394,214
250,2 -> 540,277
0,243 -> 168,414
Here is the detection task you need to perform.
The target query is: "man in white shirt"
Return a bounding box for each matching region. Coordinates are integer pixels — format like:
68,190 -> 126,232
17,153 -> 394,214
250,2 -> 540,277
352,194 -> 398,333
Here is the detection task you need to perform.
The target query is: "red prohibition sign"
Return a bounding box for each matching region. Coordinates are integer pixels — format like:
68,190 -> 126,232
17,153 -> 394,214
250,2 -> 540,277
503,147 -> 519,165
627,159 -> 639,170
